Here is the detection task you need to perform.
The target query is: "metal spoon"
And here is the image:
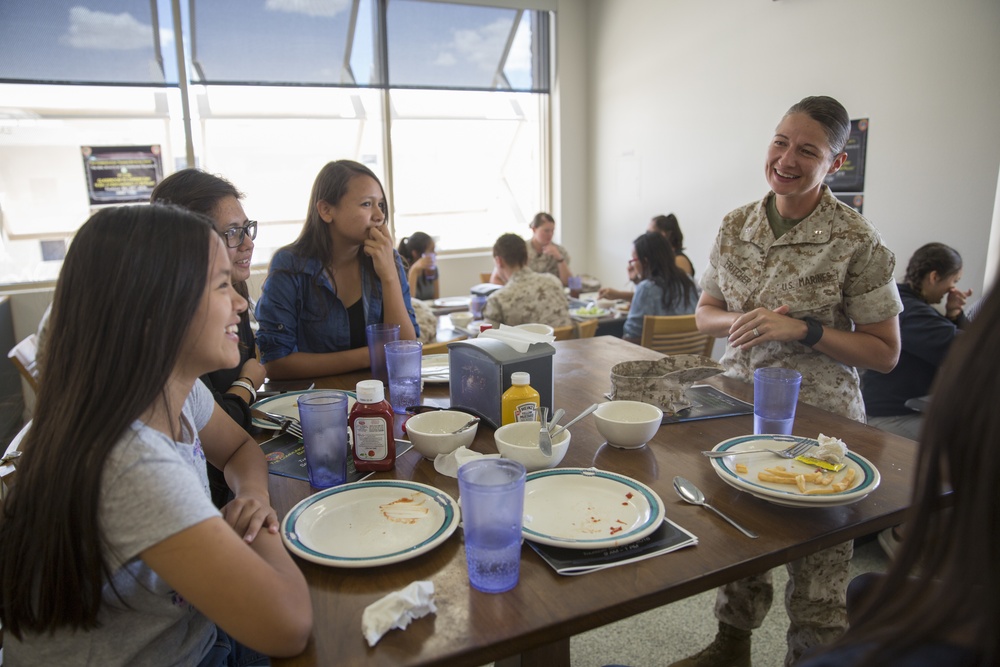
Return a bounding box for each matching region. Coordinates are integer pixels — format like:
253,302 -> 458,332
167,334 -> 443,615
450,417 -> 480,434
549,403 -> 600,439
672,476 -> 758,539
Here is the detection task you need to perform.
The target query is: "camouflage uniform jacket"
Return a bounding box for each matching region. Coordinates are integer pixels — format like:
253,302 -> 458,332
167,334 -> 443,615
701,187 -> 902,421
484,267 -> 573,328
527,241 -> 570,280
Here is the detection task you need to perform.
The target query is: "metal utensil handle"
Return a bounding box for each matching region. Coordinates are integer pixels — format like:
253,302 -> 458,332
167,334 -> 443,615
538,407 -> 553,457
704,503 -> 758,538
549,403 -> 600,439
701,448 -> 779,458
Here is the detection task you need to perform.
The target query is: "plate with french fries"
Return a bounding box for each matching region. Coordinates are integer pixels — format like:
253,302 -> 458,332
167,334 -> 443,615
708,435 -> 880,508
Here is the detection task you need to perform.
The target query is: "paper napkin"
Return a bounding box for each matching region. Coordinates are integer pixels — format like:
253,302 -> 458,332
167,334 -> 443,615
433,446 -> 500,478
362,580 -> 437,647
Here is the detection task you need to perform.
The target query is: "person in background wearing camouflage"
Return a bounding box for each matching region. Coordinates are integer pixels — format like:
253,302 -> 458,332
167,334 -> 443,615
483,233 -> 573,329
672,96 -> 903,667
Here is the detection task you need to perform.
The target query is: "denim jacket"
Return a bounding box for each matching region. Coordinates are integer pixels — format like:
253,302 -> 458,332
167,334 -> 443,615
622,278 -> 699,339
255,248 -> 419,364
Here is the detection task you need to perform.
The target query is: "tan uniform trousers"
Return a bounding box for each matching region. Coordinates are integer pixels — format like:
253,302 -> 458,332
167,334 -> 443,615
714,540 -> 854,666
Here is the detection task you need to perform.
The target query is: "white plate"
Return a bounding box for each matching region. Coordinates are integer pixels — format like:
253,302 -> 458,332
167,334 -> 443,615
252,389 -> 357,431
282,480 -> 460,567
433,296 -> 470,308
709,435 -> 880,508
571,308 -> 610,319
522,468 -> 665,549
421,353 -> 450,384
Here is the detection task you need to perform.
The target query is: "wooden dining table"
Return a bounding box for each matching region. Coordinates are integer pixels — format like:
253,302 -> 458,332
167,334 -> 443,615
268,336 -> 917,667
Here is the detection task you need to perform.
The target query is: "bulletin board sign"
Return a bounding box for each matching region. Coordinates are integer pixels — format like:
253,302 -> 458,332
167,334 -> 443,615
82,145 -> 163,205
825,118 -> 867,193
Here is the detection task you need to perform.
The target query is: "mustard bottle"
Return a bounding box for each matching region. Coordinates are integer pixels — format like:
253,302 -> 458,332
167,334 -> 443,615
501,372 -> 540,425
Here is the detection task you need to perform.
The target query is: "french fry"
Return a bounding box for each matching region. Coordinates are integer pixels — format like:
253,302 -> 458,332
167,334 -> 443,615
761,464 -> 858,495
757,472 -> 800,485
735,463 -> 748,474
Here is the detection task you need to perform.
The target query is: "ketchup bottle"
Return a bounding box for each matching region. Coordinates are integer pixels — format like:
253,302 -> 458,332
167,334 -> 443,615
350,380 -> 396,472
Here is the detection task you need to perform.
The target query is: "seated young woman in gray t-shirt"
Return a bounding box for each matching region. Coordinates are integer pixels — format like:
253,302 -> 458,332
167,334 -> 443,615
0,205 -> 312,666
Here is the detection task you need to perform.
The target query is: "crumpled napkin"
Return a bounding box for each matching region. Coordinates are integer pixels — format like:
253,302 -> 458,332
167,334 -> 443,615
362,580 -> 437,647
478,324 -> 553,353
433,446 -> 500,478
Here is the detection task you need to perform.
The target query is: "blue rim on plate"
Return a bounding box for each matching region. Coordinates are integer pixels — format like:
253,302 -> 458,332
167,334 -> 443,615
709,435 -> 880,508
522,467 -> 665,549
252,389 -> 356,431
282,480 -> 460,567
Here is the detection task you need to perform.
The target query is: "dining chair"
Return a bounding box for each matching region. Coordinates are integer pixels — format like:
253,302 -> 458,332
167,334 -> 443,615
639,314 -> 714,357
7,333 -> 40,393
421,339 -> 462,355
575,319 -> 599,339
552,324 -> 575,341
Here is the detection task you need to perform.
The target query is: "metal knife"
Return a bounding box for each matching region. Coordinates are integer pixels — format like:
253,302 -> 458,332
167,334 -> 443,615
538,406 -> 553,457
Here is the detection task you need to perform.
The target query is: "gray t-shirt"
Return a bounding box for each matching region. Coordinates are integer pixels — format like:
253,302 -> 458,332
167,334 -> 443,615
8,381 -> 221,666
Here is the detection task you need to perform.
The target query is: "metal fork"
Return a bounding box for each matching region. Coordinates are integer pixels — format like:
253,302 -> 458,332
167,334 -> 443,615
701,438 -> 813,459
254,409 -> 304,440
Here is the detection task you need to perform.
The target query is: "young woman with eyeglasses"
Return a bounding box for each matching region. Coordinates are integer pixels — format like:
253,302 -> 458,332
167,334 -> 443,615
151,169 -> 267,507
0,205 -> 311,665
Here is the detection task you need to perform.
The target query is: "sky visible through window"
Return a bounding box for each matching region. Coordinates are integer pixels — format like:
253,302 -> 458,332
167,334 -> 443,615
0,1 -> 537,90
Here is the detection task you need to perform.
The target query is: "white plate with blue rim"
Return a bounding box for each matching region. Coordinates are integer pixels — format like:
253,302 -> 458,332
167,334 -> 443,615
252,389 -> 356,431
522,467 -> 665,549
421,354 -> 450,384
708,435 -> 880,508
281,480 -> 460,567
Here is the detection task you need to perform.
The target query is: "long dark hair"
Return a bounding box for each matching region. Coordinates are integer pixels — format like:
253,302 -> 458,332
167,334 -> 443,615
150,168 -> 249,302
815,285 -> 1000,664
0,205 -> 216,638
903,242 -> 963,302
398,231 -> 433,269
650,213 -> 685,253
633,231 -> 696,311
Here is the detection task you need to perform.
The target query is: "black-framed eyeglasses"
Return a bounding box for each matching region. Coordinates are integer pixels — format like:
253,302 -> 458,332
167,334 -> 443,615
221,220 -> 257,248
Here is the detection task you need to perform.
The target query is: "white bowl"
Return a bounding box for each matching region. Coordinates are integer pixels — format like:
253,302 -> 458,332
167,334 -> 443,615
403,410 -> 479,459
514,323 -> 555,336
449,312 -> 474,330
494,421 -> 570,472
593,400 -> 663,449
595,298 -> 617,310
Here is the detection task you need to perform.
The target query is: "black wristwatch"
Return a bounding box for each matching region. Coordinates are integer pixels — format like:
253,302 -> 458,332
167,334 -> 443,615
800,317 -> 824,347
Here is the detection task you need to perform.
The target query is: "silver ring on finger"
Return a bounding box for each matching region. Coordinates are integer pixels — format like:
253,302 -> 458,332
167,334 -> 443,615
753,327 -> 760,338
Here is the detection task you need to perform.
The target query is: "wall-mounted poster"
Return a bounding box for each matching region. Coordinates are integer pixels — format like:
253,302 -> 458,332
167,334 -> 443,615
825,119 -> 867,193
82,145 -> 163,205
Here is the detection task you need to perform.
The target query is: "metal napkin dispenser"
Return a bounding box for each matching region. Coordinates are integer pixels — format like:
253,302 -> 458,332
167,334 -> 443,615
448,338 -> 555,428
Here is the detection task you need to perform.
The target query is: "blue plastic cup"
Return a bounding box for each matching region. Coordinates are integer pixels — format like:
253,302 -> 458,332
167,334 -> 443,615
753,367 -> 802,435
457,458 -> 526,593
297,391 -> 349,489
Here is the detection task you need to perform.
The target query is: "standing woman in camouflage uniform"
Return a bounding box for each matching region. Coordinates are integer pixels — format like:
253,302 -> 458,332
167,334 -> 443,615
672,96 -> 903,667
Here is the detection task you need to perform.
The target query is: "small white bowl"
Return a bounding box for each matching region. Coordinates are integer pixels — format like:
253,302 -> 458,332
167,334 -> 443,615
403,410 -> 479,459
595,298 -> 617,310
593,400 -> 663,449
514,323 -> 555,336
494,421 -> 570,472
449,312 -> 474,330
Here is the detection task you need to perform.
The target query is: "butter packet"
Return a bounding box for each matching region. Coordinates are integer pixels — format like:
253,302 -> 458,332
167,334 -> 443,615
794,455 -> 847,472
797,433 -> 850,471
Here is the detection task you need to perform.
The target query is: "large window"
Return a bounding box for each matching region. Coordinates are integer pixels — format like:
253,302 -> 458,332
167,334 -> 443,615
0,0 -> 551,285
